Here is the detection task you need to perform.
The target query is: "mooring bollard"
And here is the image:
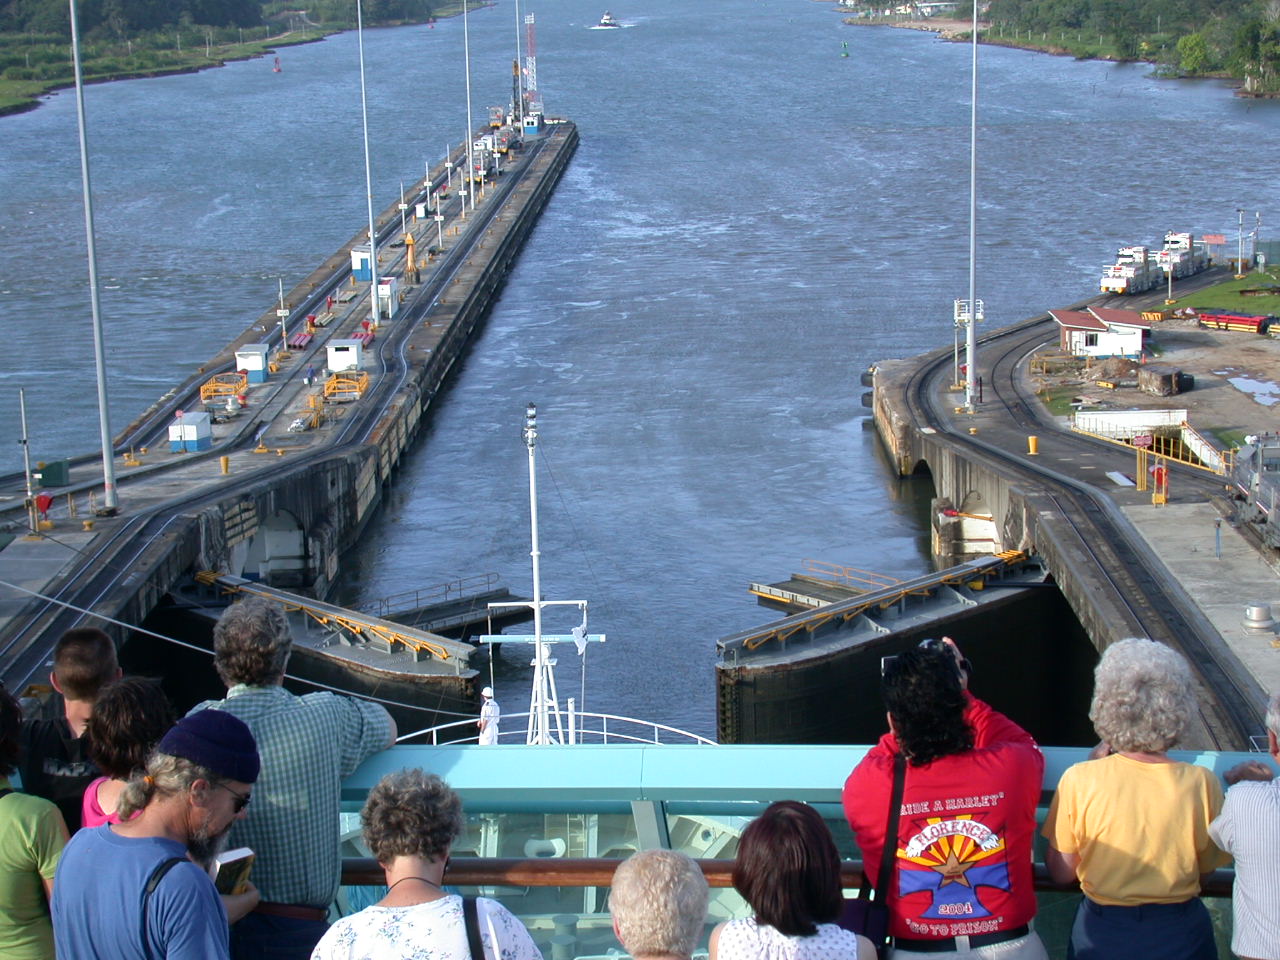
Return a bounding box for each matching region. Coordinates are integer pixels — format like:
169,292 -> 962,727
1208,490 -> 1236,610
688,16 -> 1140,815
1028,436 -> 1039,455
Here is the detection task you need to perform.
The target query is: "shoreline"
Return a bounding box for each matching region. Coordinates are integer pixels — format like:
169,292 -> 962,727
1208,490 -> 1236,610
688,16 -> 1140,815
846,16 -> 1253,94
0,6 -> 482,119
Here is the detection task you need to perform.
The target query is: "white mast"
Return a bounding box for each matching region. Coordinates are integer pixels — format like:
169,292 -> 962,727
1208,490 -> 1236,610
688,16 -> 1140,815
523,403 -> 557,743
480,406 -> 605,744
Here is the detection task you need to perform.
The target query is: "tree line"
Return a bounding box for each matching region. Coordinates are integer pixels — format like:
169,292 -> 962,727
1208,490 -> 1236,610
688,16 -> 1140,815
0,0 -> 445,37
985,0 -> 1280,92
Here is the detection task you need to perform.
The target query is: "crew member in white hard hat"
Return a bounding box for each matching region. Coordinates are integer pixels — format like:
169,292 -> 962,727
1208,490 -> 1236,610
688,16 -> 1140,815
477,687 -> 500,745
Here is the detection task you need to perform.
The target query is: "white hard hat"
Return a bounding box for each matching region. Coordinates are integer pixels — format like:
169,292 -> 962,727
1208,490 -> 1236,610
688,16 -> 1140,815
481,686 -> 494,699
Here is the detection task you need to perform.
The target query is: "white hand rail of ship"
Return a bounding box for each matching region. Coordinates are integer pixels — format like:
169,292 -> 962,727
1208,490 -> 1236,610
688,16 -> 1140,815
397,709 -> 716,746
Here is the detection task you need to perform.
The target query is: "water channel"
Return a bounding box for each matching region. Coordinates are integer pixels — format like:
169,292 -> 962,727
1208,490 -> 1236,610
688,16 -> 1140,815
2,0 -> 1278,738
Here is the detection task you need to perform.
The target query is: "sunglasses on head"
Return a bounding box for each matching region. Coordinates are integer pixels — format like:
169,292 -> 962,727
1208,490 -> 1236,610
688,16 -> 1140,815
881,638 -> 973,678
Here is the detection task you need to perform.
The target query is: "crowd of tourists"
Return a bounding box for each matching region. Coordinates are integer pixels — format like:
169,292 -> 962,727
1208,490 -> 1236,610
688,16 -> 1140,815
2,600 -> 1278,960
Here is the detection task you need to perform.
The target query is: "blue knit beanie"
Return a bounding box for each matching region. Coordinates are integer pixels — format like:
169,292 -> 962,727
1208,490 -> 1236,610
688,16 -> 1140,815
159,710 -> 260,784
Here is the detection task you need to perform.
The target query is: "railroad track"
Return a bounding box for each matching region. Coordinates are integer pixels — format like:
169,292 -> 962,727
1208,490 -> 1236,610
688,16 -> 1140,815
902,299 -> 1262,748
0,138 -> 532,510
0,129 -> 565,691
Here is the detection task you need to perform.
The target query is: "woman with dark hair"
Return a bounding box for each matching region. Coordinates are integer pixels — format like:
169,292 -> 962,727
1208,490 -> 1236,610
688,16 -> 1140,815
81,676 -> 176,828
0,684 -> 69,959
311,768 -> 541,960
710,801 -> 875,960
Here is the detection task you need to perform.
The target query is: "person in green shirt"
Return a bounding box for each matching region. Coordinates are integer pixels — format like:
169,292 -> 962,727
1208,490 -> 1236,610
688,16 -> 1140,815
1,683 -> 69,960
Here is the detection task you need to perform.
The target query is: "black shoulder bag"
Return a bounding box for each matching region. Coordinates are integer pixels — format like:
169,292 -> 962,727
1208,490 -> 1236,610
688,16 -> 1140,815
839,752 -> 907,960
463,895 -> 485,960
139,856 -> 188,960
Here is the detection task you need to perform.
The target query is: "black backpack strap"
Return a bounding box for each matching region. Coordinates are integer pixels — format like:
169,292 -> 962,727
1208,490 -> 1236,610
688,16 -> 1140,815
463,896 -> 485,960
139,856 -> 187,960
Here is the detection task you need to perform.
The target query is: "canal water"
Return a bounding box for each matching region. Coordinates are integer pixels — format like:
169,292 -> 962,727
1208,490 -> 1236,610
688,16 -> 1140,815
3,0 -> 1279,739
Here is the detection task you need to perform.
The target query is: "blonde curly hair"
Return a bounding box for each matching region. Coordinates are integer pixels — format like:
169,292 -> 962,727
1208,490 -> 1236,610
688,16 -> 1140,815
611,850 -> 708,959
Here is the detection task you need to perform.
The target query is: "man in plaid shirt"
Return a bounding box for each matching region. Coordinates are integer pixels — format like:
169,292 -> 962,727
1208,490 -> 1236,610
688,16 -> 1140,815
190,596 -> 395,960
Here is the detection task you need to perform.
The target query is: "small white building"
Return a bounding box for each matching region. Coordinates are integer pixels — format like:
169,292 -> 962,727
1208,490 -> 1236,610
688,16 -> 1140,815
1049,307 -> 1151,359
168,410 -> 212,453
326,339 -> 364,372
234,344 -> 271,384
377,275 -> 400,319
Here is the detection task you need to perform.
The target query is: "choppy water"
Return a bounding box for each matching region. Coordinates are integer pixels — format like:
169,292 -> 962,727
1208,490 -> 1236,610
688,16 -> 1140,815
3,0 -> 1279,737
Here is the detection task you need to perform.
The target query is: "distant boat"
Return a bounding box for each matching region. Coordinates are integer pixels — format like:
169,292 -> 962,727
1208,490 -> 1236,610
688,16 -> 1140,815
597,11 -> 621,27
841,41 -> 849,58
272,56 -> 282,73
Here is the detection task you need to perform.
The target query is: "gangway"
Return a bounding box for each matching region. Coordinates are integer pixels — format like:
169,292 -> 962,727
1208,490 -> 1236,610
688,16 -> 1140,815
193,572 -> 474,667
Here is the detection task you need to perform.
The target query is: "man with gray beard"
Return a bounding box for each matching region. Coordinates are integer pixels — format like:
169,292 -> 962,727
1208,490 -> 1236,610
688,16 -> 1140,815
51,710 -> 260,959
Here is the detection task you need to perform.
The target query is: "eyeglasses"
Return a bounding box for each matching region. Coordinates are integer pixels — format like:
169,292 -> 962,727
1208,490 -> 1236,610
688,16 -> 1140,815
214,782 -> 252,813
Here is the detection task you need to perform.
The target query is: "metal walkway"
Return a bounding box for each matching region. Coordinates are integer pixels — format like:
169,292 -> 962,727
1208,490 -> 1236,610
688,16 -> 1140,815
719,552 -> 1029,660
194,572 -> 474,666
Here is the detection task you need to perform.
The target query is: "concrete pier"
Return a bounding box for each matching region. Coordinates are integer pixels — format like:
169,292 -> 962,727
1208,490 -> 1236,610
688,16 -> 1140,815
0,120 -> 580,715
869,297 -> 1278,750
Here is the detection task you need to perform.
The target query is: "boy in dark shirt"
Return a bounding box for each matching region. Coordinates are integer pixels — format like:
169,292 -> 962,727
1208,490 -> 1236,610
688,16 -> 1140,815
18,628 -> 120,830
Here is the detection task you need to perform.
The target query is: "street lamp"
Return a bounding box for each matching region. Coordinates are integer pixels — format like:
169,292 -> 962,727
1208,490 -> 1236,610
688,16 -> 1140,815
1237,207 -> 1246,278
964,0 -> 981,413
69,0 -> 118,514
356,0 -> 380,328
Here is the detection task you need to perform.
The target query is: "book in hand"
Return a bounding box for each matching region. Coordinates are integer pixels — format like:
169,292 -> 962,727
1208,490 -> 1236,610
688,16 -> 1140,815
209,847 -> 255,895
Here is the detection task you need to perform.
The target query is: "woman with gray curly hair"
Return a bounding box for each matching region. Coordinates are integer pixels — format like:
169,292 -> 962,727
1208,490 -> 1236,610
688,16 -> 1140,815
1041,639 -> 1229,960
310,769 -> 541,960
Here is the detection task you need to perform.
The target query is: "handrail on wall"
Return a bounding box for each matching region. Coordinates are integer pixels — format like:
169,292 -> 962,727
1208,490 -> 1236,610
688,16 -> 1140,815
339,857 -> 1234,898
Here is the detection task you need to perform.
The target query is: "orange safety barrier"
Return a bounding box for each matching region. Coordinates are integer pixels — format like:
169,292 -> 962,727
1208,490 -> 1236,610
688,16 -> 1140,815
199,372 -> 248,404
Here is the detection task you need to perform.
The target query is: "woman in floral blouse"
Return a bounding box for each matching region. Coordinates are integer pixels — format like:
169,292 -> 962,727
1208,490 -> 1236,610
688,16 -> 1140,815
311,769 -> 541,960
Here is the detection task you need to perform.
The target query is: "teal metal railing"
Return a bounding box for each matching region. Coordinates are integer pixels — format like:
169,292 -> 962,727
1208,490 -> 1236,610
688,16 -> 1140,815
334,743 -> 1250,959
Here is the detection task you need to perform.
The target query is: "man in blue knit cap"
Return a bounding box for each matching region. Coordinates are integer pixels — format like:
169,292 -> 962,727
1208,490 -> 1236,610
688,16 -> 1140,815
52,709 -> 260,959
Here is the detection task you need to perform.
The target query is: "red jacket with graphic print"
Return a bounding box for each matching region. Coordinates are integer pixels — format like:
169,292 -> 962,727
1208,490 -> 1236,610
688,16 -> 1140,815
842,694 -> 1044,940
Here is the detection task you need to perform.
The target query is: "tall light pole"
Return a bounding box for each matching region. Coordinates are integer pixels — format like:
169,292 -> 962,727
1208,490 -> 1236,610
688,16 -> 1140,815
19,388 -> 37,535
1237,207 -> 1246,277
964,0 -> 980,413
357,0 -> 380,328
513,0 -> 524,126
69,0 -> 118,514
463,0 -> 476,212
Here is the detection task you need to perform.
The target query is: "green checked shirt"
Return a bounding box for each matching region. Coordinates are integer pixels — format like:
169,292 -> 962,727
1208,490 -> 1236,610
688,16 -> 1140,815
189,685 -> 392,907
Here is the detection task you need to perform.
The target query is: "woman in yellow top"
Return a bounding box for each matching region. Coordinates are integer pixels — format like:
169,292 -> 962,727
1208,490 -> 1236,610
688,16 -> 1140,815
1042,638 -> 1228,960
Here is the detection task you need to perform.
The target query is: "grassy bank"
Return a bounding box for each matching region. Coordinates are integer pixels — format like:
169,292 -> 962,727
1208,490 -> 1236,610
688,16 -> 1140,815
845,17 -> 1234,85
1166,267 -> 1280,316
0,27 -> 318,115
0,3 -> 470,117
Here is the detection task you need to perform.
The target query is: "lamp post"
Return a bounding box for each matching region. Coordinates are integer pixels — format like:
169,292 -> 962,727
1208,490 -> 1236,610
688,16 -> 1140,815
964,0 -> 980,413
69,0 -> 118,514
1237,207 -> 1245,277
463,0 -> 476,213
19,388 -> 37,536
356,0 -> 380,329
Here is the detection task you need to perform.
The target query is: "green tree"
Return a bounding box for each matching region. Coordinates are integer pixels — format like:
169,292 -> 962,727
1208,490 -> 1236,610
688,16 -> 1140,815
1177,30 -> 1209,71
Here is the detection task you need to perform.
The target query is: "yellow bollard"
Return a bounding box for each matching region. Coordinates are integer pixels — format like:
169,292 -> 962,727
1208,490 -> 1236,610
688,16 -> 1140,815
969,426 -> 978,435
1028,436 -> 1039,456
82,519 -> 94,531
220,455 -> 230,475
